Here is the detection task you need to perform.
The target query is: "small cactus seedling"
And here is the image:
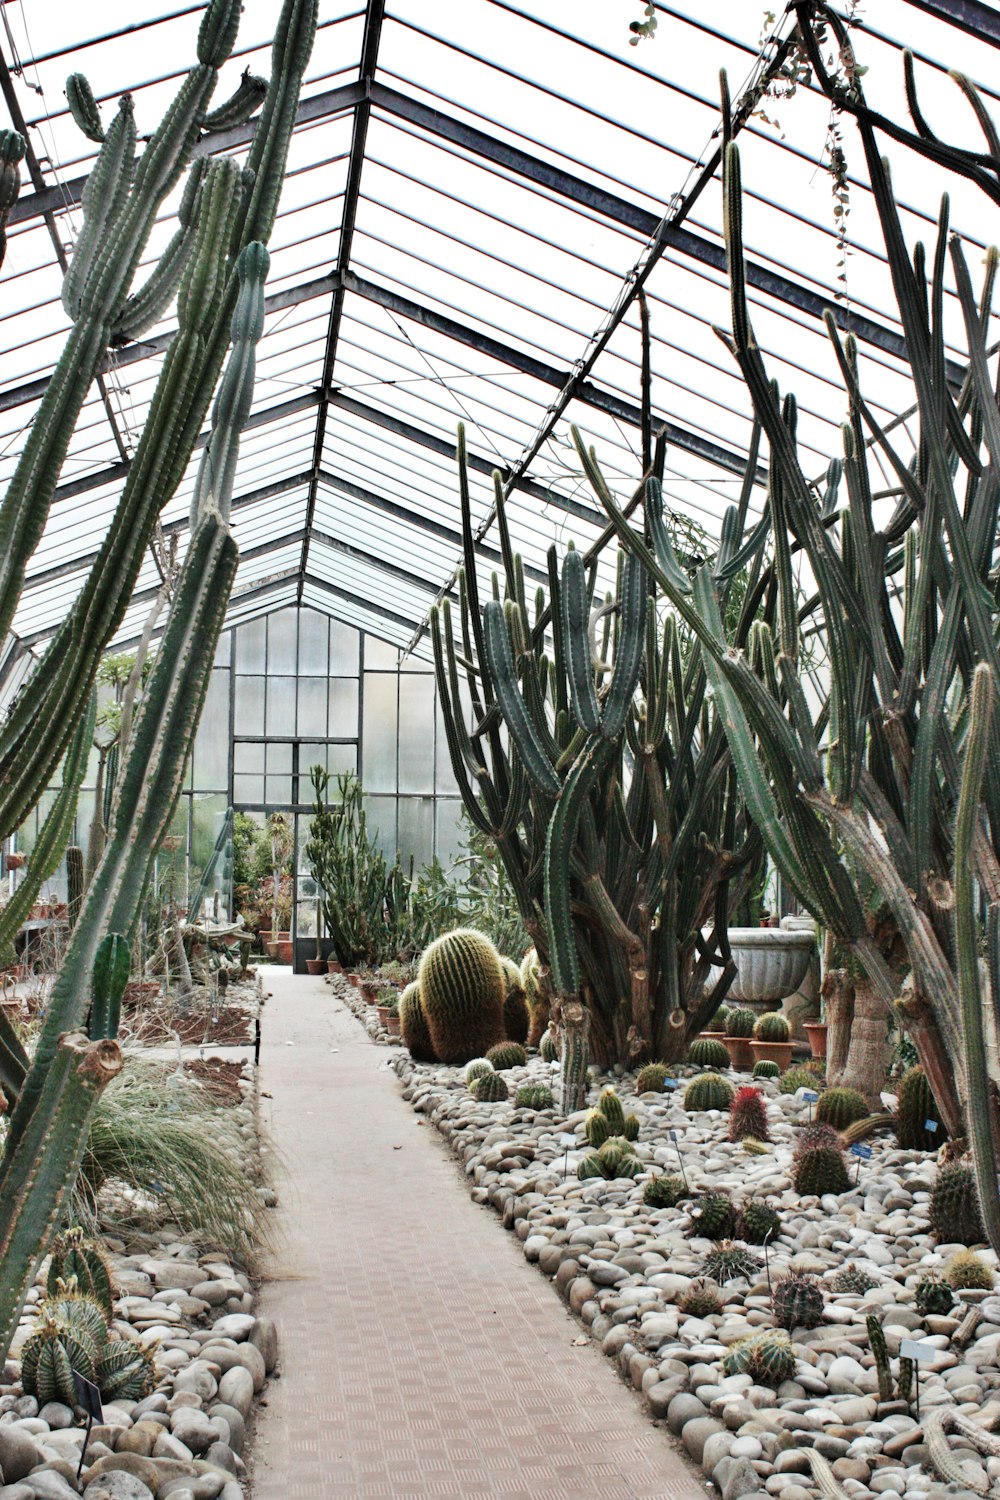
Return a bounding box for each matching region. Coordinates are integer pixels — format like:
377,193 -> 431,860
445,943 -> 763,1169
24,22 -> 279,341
635,1062 -> 668,1094
735,1198 -> 781,1245
701,1242 -> 763,1283
679,1279 -> 722,1317
830,1263 -> 879,1295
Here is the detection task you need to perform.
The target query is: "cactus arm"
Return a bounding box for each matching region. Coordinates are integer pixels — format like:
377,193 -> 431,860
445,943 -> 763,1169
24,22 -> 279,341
203,68 -> 268,131
954,663 -> 1000,1255
866,1315 -> 895,1403
0,1033 -> 123,1364
600,549 -> 645,739
0,692 -> 95,964
482,601 -> 560,798
111,173 -> 204,343
0,129 -> 25,271
562,548 -> 601,733
803,1450 -> 852,1500
61,98 -> 137,321
544,737 -> 615,994
65,73 -> 104,142
88,933 -> 130,1042
924,1409 -> 998,1495
236,0 -> 319,248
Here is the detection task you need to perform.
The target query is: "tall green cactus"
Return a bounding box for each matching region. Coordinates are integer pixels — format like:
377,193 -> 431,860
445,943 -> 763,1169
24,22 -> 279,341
0,240 -> 271,1364
433,432 -> 763,1070
596,32 -> 1000,1215
0,130 -> 25,271
0,0 -> 317,846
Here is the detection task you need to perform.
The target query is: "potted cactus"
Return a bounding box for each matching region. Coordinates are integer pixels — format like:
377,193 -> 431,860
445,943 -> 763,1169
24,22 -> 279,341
723,1007 -> 757,1071
751,1011 -> 793,1072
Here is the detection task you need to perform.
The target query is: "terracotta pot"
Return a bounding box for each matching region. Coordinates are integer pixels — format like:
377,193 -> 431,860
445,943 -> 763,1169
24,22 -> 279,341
5,853 -> 24,871
699,1030 -> 727,1045
275,940 -> 293,965
750,1039 -> 794,1072
347,973 -> 362,990
723,1036 -> 755,1071
361,982 -> 379,1004
326,958 -> 343,974
803,1021 -> 828,1060
386,1014 -> 401,1036
305,958 -> 326,976
258,928 -> 272,947
266,940 -> 279,958
376,1005 -> 392,1027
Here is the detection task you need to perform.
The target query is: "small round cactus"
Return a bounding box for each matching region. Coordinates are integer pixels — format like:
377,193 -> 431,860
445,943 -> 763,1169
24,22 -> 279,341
773,1273 -> 824,1330
724,1330 -> 795,1387
643,1174 -> 687,1209
752,1059 -> 781,1080
597,1136 -> 641,1178
779,1066 -> 818,1094
686,1190 -> 735,1240
464,1057 -> 494,1086
943,1249 -> 994,1290
597,1087 -> 626,1134
621,1112 -> 640,1142
714,1005 -> 732,1030
729,1085 -> 770,1143
735,1198 -> 781,1245
726,1007 -> 756,1038
539,1030 -> 559,1063
515,1083 -> 553,1110
584,1109 -> 609,1147
816,1086 -> 869,1130
486,1041 -> 527,1071
474,1070 -> 510,1103
915,1275 -> 955,1315
753,1011 -> 790,1042
400,982 -> 437,1063
930,1159 -> 985,1246
635,1062 -> 668,1094
700,1241 -> 763,1283
794,1121 -> 842,1155
895,1065 -> 947,1151
830,1263 -> 879,1295
684,1073 -> 735,1112
688,1037 -> 730,1069
46,1229 -> 114,1319
794,1143 -> 850,1197
679,1279 -> 722,1318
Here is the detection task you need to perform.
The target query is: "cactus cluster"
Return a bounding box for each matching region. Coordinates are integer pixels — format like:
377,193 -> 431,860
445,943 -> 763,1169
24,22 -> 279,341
723,1330 -> 795,1388
635,1062 -> 669,1094
418,929 -> 507,1065
735,1198 -> 781,1245
943,1250 -> 994,1290
21,1282 -> 155,1407
400,983 -> 437,1064
725,1008 -> 756,1039
830,1263 -> 879,1296
773,1273 -> 825,1331
915,1276 -> 955,1315
486,1041 -> 527,1071
593,1087 -> 639,1141
895,1067 -> 947,1152
729,1085 -> 770,1143
679,1279 -> 722,1318
515,1083 -> 553,1111
684,1074 -> 735,1112
464,1057 -> 494,1085
473,1070 -> 510,1104
752,1059 -> 781,1080
688,1037 -> 730,1070
686,1191 -> 735,1240
578,1135 -> 642,1181
46,1229 -> 113,1318
867,1315 -> 913,1405
700,1242 -> 762,1283
930,1159 -> 985,1246
643,1175 -> 687,1210
816,1087 -> 869,1130
753,1012 -> 790,1042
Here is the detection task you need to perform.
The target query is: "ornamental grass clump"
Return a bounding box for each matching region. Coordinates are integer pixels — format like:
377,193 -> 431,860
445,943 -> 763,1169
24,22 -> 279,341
729,1085 -> 770,1143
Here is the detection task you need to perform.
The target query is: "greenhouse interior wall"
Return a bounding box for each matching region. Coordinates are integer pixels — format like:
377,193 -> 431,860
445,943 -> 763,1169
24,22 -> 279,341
14,604 -> 466,971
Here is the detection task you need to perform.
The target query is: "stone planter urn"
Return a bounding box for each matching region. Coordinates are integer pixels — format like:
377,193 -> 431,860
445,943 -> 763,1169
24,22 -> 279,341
712,927 -> 816,1014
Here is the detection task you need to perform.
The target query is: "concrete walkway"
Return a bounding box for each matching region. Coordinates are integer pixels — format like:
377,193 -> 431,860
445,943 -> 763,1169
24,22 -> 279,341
250,971 -> 706,1500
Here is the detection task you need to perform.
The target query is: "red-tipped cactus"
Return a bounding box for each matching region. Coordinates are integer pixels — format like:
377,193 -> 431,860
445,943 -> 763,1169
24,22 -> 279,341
729,1085 -> 770,1142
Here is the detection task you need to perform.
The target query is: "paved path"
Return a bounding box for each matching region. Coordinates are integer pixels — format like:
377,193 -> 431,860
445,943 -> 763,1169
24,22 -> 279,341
250,970 -> 706,1500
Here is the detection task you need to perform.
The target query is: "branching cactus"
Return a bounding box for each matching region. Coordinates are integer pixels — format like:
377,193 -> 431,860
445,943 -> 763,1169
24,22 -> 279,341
594,27 -> 1000,1248
0,241 -> 271,1365
0,0 -> 317,845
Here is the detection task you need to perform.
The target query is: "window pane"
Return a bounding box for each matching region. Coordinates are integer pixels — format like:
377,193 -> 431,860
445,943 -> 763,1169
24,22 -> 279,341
234,676 -> 264,735
236,617 -> 266,672
330,621 -> 360,673
397,796 -> 434,870
435,697 -> 459,794
435,799 -> 467,872
297,611 -> 328,675
297,677 -> 327,738
266,677 -> 296,735
267,610 -> 298,674
214,632 -> 232,667
266,775 -> 293,803
234,773 -> 264,803
192,667 -> 229,791
363,795 -> 396,861
329,678 -> 359,736
364,635 -> 398,669
234,742 -> 265,774
327,743 -> 358,779
361,674 -> 397,793
398,674 -> 434,794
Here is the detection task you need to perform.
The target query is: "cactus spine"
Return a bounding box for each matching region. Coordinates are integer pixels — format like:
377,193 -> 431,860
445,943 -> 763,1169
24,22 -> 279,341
417,929 -> 506,1064
400,983 -> 437,1063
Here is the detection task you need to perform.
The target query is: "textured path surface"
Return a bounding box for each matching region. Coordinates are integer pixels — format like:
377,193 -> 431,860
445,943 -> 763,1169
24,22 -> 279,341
250,971 -> 706,1500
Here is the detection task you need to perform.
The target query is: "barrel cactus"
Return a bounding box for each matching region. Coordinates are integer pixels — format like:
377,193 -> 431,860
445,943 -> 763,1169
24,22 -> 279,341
399,983 -> 437,1063
794,1142 -> 850,1197
688,1037 -> 730,1069
417,928 -> 506,1064
830,1263 -> 879,1295
930,1159 -> 985,1246
895,1066 -> 947,1152
816,1087 -> 868,1130
729,1086 -> 770,1143
773,1273 -> 824,1330
46,1228 -> 113,1319
795,1121 -> 842,1155
686,1191 -> 735,1240
584,1109 -> 609,1147
735,1198 -> 781,1246
473,1070 -> 509,1104
635,1062 -> 668,1094
499,957 -> 529,1045
753,1011 -> 790,1042
515,1083 -> 553,1111
943,1250 -> 994,1290
724,1330 -> 795,1387
579,1136 -> 641,1181
752,1059 -> 781,1080
520,948 -> 550,1046
779,1066 -> 818,1094
679,1279 -> 722,1317
700,1242 -> 762,1283
539,1030 -> 559,1063
643,1174 -> 686,1209
21,1288 -> 155,1406
486,1041 -> 527,1071
726,1008 -> 756,1038
915,1275 -> 955,1315
464,1057 -> 493,1086
684,1073 -> 735,1112
597,1087 -> 625,1134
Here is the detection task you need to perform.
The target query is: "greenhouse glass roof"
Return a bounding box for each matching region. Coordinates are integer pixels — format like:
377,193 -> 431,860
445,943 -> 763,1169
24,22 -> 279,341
0,0 -> 997,674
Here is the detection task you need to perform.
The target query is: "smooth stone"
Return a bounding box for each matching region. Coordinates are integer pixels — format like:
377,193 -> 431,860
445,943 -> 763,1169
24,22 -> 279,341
248,1318 -> 278,1375
202,1444 -> 236,1477
722,1455 -> 764,1500
682,1416 -> 724,1464
153,1432 -> 193,1462
0,1427 -> 41,1483
205,1316 -> 252,1343
214,1370 -> 251,1423
21,1475 -> 78,1500
206,1409 -> 243,1459
0,1485 -> 34,1500
82,1476 -> 154,1500
667,1393 -> 707,1436
81,1454 -> 161,1493
116,1423 -> 163,1459
171,1368 -> 218,1403
168,1412 -> 214,1456
36,1407 -> 74,1432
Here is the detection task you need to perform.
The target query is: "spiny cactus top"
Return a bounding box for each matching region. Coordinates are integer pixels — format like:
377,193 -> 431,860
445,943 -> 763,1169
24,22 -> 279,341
725,1007 -> 756,1038
417,927 -> 506,1065
815,1086 -> 868,1130
753,1011 -> 790,1042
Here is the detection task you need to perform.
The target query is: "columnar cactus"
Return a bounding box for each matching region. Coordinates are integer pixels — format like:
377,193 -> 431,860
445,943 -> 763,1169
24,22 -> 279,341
399,983 -> 437,1064
417,929 -> 506,1065
0,130 -> 25,270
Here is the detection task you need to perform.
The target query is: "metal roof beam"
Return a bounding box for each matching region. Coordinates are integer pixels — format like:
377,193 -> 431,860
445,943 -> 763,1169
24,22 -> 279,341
302,571 -> 422,632
900,0 -> 1000,44
309,526 -> 448,598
